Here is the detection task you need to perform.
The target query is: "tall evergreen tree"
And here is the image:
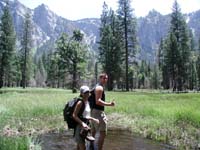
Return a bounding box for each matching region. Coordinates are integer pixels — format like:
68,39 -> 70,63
188,59 -> 197,90
19,12 -> 33,88
138,60 -> 146,88
0,2 -> 16,88
164,32 -> 179,90
46,52 -> 60,88
157,38 -> 165,69
188,30 -> 197,90
163,0 -> 190,91
99,3 -> 123,90
56,30 -> 87,93
158,38 -> 169,88
35,58 -> 47,87
197,37 -> 200,90
151,64 -> 160,89
117,0 -> 137,91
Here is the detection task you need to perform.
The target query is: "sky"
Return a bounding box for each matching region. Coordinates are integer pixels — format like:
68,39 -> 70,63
16,0 -> 200,20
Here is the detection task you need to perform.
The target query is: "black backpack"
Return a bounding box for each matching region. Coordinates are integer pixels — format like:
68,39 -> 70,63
88,89 -> 95,109
63,97 -> 85,129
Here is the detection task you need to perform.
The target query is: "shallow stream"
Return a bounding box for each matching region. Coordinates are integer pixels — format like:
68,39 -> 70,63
40,129 -> 175,150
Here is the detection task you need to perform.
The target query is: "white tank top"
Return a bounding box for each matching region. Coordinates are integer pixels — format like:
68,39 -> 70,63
83,101 -> 91,118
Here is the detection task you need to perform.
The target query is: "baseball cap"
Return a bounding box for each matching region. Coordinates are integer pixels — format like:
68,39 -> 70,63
80,85 -> 90,94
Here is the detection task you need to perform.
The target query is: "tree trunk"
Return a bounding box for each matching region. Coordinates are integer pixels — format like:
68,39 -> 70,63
72,63 -> 77,93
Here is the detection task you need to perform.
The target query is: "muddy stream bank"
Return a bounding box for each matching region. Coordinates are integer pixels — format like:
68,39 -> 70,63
39,129 -> 175,150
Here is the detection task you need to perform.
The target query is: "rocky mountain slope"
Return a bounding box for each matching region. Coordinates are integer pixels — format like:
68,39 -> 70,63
0,0 -> 199,60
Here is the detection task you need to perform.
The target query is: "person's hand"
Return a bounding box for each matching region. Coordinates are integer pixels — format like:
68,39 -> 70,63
110,100 -> 115,106
81,122 -> 89,129
93,118 -> 99,124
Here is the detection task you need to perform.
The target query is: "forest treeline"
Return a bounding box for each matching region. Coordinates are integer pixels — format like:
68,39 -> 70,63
0,0 -> 200,92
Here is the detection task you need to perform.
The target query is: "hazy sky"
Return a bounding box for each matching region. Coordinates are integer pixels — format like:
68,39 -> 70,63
17,0 -> 200,20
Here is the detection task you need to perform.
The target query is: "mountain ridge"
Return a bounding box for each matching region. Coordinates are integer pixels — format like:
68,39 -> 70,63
0,0 -> 200,60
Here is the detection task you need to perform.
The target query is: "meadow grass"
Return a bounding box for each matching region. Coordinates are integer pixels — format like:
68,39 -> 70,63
0,88 -> 200,149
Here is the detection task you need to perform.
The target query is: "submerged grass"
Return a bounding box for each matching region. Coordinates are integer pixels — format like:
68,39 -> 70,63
0,88 -> 200,149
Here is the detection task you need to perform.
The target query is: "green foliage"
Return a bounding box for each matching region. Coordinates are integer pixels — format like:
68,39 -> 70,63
0,88 -> 200,148
35,58 -> 47,87
99,2 -> 128,90
163,0 -> 191,91
0,136 -> 28,150
197,37 -> 200,90
19,12 -> 34,88
56,30 -> 88,91
99,1 -> 137,90
0,2 -> 16,88
117,0 -> 138,91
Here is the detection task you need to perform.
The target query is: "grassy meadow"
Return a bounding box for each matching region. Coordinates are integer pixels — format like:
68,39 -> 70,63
0,88 -> 200,149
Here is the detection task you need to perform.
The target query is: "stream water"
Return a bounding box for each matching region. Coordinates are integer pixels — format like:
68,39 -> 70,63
40,129 -> 175,150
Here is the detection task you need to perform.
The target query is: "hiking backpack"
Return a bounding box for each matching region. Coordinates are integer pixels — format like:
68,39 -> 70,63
63,98 -> 85,129
88,89 -> 95,109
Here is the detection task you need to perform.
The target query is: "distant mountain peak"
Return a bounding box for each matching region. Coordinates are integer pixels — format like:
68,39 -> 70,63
35,3 -> 50,11
147,9 -> 162,17
0,0 -> 199,61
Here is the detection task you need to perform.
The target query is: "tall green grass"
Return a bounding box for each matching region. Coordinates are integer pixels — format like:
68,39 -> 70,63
106,92 -> 200,123
0,136 -> 28,150
106,92 -> 200,149
0,88 -> 200,149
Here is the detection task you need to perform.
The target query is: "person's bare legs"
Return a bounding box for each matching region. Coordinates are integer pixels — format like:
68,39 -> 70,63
78,143 -> 86,150
91,128 -> 96,137
90,129 -> 96,150
98,131 -> 106,150
77,144 -> 79,150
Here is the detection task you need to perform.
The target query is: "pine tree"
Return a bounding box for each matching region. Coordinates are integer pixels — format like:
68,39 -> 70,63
99,3 -> 124,90
188,59 -> 197,90
188,30 -> 197,90
35,58 -> 47,87
56,30 -> 87,93
46,52 -> 60,88
197,37 -> 200,90
158,38 -> 165,69
19,12 -> 33,88
164,32 -> 179,90
163,0 -> 190,91
158,38 -> 168,89
138,60 -> 146,88
0,2 -> 16,88
117,0 -> 137,91
151,64 -> 160,89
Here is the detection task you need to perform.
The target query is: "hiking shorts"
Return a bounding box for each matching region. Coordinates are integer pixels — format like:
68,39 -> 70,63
91,109 -> 107,134
74,124 -> 85,144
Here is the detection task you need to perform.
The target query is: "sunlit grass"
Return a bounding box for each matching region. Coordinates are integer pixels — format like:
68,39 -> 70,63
106,91 -> 200,149
0,88 -> 200,149
0,136 -> 28,150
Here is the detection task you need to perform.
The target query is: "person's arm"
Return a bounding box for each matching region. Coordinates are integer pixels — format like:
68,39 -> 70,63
95,86 -> 115,107
86,116 -> 99,124
72,101 -> 88,128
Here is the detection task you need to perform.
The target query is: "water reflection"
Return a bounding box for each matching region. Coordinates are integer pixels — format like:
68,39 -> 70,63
40,129 -> 175,150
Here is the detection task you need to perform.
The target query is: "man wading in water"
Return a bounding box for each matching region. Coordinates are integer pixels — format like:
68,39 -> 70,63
91,73 -> 115,150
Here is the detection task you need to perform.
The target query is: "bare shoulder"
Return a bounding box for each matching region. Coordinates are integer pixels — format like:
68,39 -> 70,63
76,100 -> 83,107
96,85 -> 103,92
